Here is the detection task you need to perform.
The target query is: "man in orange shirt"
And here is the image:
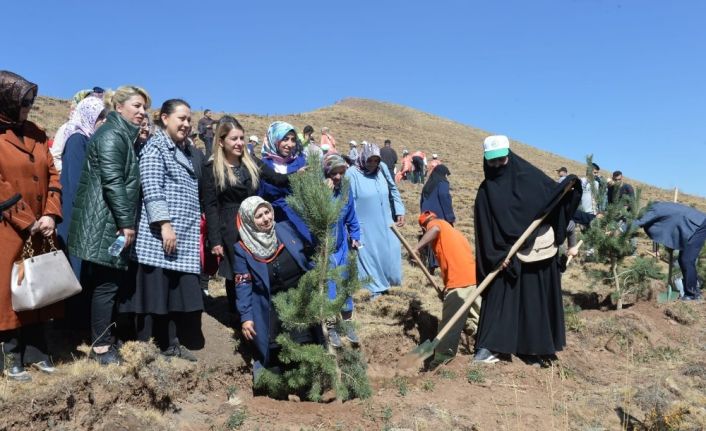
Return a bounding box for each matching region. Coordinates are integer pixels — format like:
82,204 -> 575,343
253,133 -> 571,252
412,211 -> 480,361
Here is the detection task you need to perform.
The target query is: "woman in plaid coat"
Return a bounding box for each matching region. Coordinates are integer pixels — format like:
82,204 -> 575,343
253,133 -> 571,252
121,99 -> 202,361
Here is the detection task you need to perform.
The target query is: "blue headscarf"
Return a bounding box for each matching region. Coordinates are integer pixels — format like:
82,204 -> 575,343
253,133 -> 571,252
264,121 -> 302,164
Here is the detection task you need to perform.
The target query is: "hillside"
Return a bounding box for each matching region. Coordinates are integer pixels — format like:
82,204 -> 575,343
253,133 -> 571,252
3,96 -> 704,430
31,95 -> 706,212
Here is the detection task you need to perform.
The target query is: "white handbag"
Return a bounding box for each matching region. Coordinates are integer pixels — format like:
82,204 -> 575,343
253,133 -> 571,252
11,237 -> 82,311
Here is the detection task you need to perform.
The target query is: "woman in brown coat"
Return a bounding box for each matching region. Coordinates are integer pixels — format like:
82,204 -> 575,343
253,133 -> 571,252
0,71 -> 63,382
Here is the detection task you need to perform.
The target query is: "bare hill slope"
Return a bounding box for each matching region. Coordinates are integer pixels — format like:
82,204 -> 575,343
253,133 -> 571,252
32,96 -> 705,213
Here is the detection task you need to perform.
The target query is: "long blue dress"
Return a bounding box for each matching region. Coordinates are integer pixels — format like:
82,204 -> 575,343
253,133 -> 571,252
328,187 -> 361,310
260,155 -> 312,243
345,163 -> 405,294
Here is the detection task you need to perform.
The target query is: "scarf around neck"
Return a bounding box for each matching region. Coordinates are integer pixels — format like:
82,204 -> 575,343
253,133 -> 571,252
422,164 -> 450,200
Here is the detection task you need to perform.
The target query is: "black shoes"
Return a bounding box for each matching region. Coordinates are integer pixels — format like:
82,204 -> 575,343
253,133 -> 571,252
4,365 -> 32,382
90,345 -> 123,366
31,360 -> 56,374
161,345 -> 198,362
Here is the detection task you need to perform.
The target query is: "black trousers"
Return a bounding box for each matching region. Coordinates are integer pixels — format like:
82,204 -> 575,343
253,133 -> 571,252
81,262 -> 126,347
136,312 -> 202,351
1,323 -> 49,366
136,314 -> 178,351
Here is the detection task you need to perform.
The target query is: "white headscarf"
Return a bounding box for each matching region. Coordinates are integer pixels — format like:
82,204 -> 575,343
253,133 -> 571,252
237,196 -> 278,259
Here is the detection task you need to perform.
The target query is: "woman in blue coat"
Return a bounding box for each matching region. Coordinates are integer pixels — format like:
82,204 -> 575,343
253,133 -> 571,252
234,196 -> 317,376
57,96 -> 107,277
420,164 -> 455,272
323,154 -> 361,347
420,164 -> 455,224
259,121 -> 310,242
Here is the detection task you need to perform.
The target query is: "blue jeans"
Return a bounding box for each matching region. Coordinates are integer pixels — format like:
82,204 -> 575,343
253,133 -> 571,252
678,220 -> 706,297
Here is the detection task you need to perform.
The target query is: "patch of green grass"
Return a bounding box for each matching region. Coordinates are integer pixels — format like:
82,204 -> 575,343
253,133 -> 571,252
438,369 -> 457,380
636,346 -> 681,363
664,302 -> 697,326
226,385 -> 238,398
466,367 -> 485,384
381,405 -> 394,430
564,304 -> 586,332
225,408 -> 247,430
392,376 -> 409,396
421,379 -> 435,392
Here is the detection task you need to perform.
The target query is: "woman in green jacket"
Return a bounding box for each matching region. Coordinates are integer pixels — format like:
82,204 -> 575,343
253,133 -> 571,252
68,85 -> 150,365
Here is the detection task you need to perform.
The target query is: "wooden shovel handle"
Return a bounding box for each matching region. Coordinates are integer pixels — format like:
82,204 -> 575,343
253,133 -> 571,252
565,240 -> 583,267
433,182 -> 575,344
390,224 -> 444,296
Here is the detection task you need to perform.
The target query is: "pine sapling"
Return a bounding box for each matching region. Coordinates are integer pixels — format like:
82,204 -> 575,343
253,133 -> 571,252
582,157 -> 662,309
254,154 -> 370,401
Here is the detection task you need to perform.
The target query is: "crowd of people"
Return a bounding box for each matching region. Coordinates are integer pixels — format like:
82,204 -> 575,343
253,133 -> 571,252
1,70 -> 703,389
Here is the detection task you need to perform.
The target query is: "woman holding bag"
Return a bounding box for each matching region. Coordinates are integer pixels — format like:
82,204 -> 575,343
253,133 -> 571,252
0,71 -> 63,382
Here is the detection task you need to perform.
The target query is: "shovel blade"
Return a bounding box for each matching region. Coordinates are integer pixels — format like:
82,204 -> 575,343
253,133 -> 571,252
657,289 -> 680,303
399,339 -> 439,370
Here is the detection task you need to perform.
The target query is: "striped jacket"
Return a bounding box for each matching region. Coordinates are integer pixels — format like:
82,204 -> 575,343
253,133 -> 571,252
132,128 -> 201,273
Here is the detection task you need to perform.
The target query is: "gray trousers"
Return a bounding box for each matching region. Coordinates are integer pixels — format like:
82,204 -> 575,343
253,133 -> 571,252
435,286 -> 481,360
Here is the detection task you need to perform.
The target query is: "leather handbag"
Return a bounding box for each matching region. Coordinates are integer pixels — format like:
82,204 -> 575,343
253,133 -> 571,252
11,237 -> 82,311
517,224 -> 558,263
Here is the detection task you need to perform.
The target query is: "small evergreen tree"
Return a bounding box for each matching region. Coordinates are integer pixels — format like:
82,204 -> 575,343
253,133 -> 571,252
582,156 -> 663,309
253,154 -> 371,401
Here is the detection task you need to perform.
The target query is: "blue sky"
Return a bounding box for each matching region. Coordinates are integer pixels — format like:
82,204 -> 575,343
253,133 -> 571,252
6,0 -> 705,196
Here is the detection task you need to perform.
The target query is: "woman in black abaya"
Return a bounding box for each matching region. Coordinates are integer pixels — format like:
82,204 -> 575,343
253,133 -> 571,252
473,136 -> 580,366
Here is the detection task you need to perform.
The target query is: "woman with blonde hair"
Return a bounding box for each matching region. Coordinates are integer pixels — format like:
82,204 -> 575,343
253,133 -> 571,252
68,85 -> 150,365
201,116 -> 289,316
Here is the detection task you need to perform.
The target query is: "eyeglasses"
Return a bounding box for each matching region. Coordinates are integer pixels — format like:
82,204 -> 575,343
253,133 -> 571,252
20,98 -> 34,108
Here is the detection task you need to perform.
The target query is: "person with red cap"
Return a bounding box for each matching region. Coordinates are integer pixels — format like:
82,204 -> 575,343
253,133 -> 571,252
412,211 -> 479,362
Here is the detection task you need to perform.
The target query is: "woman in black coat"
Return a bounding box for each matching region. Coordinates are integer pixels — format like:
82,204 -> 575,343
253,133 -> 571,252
201,116 -> 289,314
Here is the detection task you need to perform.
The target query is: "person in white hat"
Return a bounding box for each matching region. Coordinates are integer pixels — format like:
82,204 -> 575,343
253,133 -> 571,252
247,135 -> 259,155
472,135 -> 581,367
348,140 -> 359,161
428,153 -> 442,175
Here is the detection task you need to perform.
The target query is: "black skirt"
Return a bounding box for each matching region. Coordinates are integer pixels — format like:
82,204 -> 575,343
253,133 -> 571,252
118,263 -> 204,315
475,257 -> 565,356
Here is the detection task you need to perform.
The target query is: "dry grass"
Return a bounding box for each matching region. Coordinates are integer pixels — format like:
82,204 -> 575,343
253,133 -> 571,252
17,95 -> 706,430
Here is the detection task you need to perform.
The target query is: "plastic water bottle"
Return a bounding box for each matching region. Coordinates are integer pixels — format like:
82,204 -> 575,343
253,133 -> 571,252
108,235 -> 126,257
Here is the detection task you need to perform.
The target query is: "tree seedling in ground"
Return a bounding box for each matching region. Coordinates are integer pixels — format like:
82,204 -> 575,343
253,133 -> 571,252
253,154 -> 371,401
582,155 -> 663,310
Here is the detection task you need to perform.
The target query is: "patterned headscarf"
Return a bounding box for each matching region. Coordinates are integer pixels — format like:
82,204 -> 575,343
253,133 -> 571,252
264,121 -> 302,164
356,142 -> 381,174
323,153 -> 348,177
237,196 -> 279,259
59,96 -> 104,140
0,70 -> 38,128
